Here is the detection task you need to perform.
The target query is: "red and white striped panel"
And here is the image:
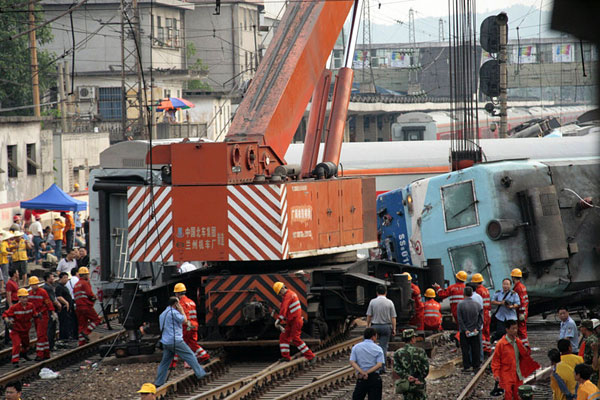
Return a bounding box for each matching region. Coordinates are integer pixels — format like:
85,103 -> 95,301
227,184 -> 288,261
127,186 -> 174,262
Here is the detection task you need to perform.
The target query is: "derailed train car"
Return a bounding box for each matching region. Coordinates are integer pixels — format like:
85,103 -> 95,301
376,152 -> 600,314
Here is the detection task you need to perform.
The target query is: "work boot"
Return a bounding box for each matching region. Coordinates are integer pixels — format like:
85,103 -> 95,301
308,357 -> 317,366
12,362 -> 19,369
198,355 -> 210,365
81,332 -> 90,342
278,357 -> 291,362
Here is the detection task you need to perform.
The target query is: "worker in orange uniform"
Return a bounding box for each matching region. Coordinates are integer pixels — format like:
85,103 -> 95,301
61,211 -> 75,252
471,273 -> 492,355
511,268 -> 529,348
52,217 -> 65,258
73,267 -> 101,346
491,319 -> 540,400
272,282 -> 315,363
173,283 -> 209,366
403,272 -> 424,330
423,288 -> 442,331
28,276 -> 57,360
3,288 -> 36,367
433,270 -> 467,324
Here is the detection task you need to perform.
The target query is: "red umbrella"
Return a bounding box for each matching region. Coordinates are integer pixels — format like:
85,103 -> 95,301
156,97 -> 195,111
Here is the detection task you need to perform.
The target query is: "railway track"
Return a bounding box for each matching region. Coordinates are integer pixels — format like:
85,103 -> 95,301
155,336 -> 361,400
0,324 -> 124,387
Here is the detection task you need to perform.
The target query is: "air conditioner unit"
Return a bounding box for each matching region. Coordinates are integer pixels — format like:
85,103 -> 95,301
78,86 -> 96,101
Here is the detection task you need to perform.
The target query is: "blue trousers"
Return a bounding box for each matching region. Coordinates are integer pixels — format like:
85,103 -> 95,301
372,324 -> 392,372
155,340 -> 207,387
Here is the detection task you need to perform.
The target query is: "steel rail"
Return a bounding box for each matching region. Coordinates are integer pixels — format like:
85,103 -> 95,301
0,330 -> 123,386
456,351 -> 494,400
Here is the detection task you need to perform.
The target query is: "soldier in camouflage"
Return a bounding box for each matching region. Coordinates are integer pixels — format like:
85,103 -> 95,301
580,319 -> 599,385
393,329 -> 429,400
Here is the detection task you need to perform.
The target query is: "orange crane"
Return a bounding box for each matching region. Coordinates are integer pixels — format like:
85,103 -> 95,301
127,0 -> 374,264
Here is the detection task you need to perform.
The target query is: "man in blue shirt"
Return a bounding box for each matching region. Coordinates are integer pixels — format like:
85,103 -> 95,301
154,297 -> 208,387
349,327 -> 385,400
490,278 -> 520,343
558,306 -> 578,353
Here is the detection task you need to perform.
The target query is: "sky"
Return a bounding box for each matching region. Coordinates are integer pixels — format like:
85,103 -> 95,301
370,0 -> 553,20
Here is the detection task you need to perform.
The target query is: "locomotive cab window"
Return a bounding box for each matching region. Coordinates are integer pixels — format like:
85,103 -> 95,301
441,180 -> 479,231
448,241 -> 494,290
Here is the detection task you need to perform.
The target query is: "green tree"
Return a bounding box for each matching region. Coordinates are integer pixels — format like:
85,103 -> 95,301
185,42 -> 211,91
0,0 -> 55,116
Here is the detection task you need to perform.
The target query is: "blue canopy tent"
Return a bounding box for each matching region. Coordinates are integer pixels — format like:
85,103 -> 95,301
20,184 -> 87,212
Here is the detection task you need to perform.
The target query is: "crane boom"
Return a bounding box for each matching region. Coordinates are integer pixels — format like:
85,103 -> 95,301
226,0 -> 354,162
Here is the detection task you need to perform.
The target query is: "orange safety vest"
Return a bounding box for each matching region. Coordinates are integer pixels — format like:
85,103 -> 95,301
513,281 -> 529,318
423,299 -> 442,330
491,335 -> 540,384
278,290 -> 302,323
437,282 -> 465,319
179,295 -> 198,329
52,220 -> 65,241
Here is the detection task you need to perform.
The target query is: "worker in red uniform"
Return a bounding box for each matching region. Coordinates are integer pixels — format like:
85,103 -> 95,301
73,267 -> 101,346
423,288 -> 442,331
173,283 -> 209,366
28,276 -> 57,360
511,268 -> 529,348
491,319 -> 540,400
433,270 -> 467,324
272,281 -> 315,363
3,288 -> 36,367
403,272 -> 424,330
471,273 -> 492,355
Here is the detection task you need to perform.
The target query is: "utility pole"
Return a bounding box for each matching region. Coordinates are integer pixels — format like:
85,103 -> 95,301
29,1 -> 41,117
439,18 -> 444,42
120,0 -> 146,139
498,14 -> 508,138
64,60 -> 73,131
57,63 -> 67,132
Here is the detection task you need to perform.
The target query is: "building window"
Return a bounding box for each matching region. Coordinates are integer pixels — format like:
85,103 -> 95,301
98,87 -> 122,121
7,145 -> 20,178
166,18 -> 173,47
26,143 -> 39,175
441,180 -> 479,231
448,242 -> 493,289
173,19 -> 180,47
157,16 -> 164,46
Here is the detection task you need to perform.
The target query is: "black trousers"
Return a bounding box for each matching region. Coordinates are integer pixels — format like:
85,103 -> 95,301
47,313 -> 57,350
460,331 -> 481,369
66,230 -> 74,252
352,373 -> 382,400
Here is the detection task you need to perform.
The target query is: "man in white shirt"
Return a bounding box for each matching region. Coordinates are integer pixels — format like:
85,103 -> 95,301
66,267 -> 79,298
30,216 -> 44,264
57,250 -> 78,274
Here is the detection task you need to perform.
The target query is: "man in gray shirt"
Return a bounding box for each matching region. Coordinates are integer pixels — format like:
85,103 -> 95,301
457,286 -> 483,371
366,285 -> 397,373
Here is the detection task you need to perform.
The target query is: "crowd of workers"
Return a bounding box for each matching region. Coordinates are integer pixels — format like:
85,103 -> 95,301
348,269 -> 599,400
1,251 -> 598,399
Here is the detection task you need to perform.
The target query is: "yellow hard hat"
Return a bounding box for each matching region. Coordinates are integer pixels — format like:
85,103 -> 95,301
174,283 -> 186,293
424,288 -> 436,298
455,270 -> 467,282
28,276 -> 40,285
17,288 -> 29,297
273,282 -> 284,295
511,268 -> 522,278
137,383 -> 156,394
78,267 -> 90,275
471,273 -> 484,283
401,272 -> 412,281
